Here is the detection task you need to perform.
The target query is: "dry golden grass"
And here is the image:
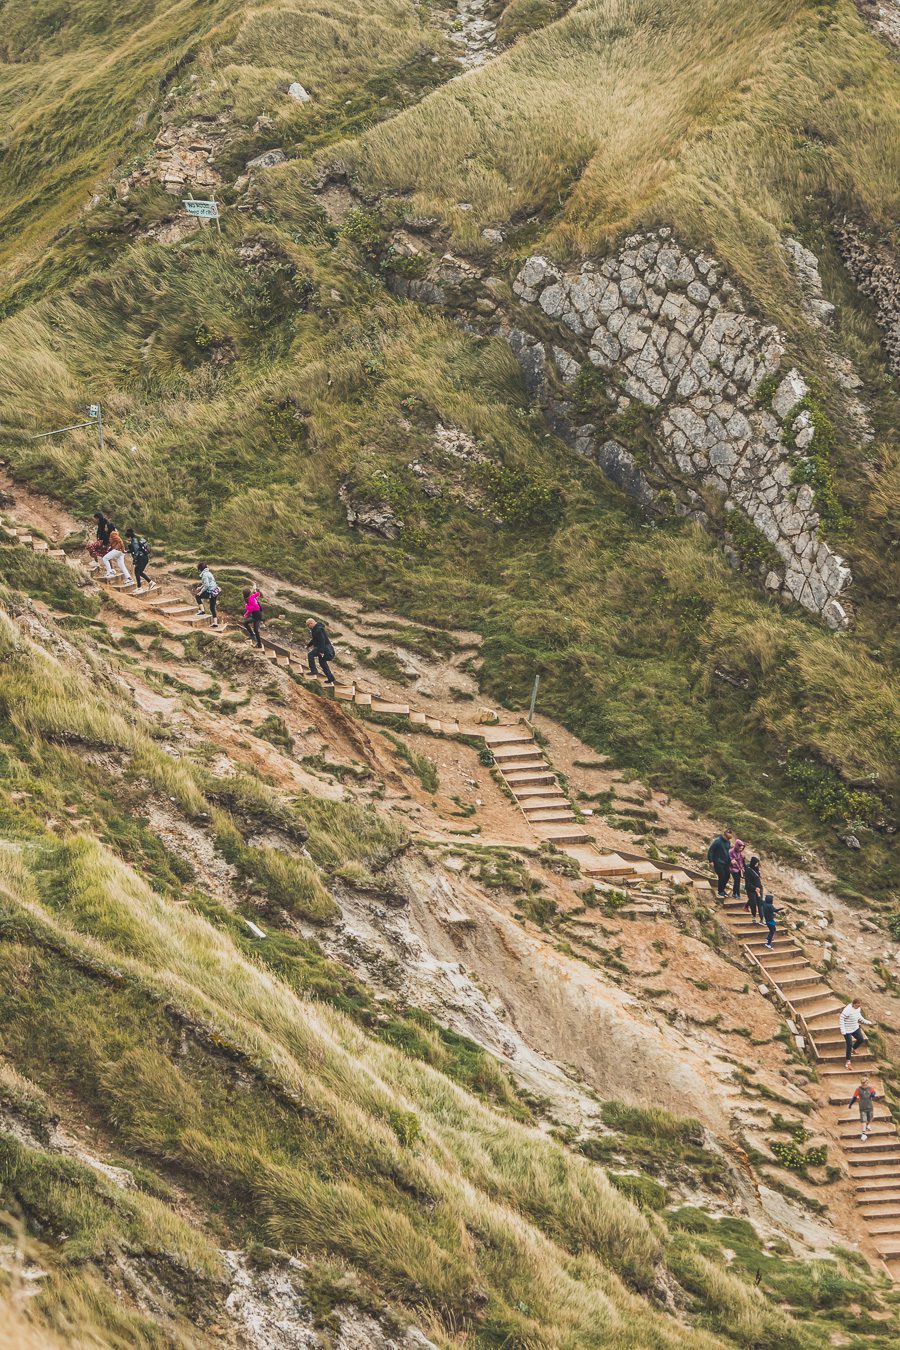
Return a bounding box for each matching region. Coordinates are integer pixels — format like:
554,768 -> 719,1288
347,0 -> 900,325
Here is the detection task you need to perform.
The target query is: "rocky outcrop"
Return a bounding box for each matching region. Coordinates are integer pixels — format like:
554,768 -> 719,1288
511,233 -> 853,628
835,218 -> 900,376
116,121 -> 224,200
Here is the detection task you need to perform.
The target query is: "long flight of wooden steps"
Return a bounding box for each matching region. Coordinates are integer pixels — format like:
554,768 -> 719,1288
718,894 -> 900,1276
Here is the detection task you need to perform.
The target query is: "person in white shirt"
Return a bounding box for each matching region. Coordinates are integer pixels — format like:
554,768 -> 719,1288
840,999 -> 874,1069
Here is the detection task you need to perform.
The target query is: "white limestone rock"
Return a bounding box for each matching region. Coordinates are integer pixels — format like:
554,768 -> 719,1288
772,368 -> 808,418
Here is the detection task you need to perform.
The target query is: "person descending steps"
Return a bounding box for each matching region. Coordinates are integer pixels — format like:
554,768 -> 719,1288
707,828 -> 733,899
729,837 -> 746,899
102,522 -> 131,582
306,616 -> 336,685
195,562 -> 221,629
840,997 -> 874,1070
744,854 -> 764,923
125,529 -> 156,595
761,892 -> 783,949
242,587 -> 263,648
848,1077 -> 879,1142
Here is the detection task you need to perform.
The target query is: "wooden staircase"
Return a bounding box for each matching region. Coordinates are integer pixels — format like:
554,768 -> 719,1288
717,895 -> 899,1275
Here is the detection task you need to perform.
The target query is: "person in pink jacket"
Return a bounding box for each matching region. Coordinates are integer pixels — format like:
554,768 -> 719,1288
242,587 -> 263,648
729,838 -> 746,899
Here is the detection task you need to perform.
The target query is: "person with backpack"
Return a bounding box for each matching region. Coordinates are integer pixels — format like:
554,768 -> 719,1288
195,562 -> 221,629
124,529 -> 156,595
102,522 -> 131,582
744,855 -> 764,922
87,512 -> 111,566
306,616 -> 335,684
242,587 -> 263,648
840,998 -> 874,1070
761,893 -> 783,950
707,829 -> 733,899
848,1077 -> 878,1142
729,838 -> 747,899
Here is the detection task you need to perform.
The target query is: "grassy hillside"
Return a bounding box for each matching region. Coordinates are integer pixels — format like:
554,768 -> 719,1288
0,0 -> 899,1328
5,552 -> 897,1347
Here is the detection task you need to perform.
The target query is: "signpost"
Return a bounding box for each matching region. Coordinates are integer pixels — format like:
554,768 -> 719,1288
527,674 -> 540,724
182,196 -> 221,233
30,403 -> 103,451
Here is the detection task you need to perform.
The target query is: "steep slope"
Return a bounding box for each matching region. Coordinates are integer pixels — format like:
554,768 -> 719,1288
0,517 -> 899,1346
0,0 -> 899,1342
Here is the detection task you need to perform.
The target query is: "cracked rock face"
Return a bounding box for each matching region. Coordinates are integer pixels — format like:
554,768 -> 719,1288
513,232 -> 853,628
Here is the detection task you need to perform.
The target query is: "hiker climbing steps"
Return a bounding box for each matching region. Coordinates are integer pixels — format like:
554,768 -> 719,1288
4,507 -> 899,1275
719,893 -> 900,1273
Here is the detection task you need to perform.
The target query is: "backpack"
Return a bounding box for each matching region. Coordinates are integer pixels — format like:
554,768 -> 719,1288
133,536 -> 150,561
323,639 -> 335,661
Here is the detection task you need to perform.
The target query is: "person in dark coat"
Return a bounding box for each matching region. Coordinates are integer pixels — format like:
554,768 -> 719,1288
744,855 -> 764,922
306,616 -> 335,685
707,829 -> 733,899
87,511 -> 111,565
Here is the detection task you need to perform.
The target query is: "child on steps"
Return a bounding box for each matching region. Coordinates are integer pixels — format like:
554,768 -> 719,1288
848,1078 -> 878,1142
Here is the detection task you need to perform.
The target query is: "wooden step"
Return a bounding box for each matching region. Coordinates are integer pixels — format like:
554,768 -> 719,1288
409,711 -> 427,725
786,988 -> 837,1007
856,1199 -> 900,1213
503,772 -> 556,787
48,548 -> 66,559
441,721 -> 460,735
370,701 -> 411,716
526,811 -> 578,824
848,1155 -> 900,1168
586,855 -> 637,878
818,1049 -> 874,1064
425,717 -> 443,732
533,826 -> 591,845
775,973 -> 829,990
514,786 -> 566,799
745,938 -> 800,952
855,1181 -> 900,1197
864,1222 -> 900,1236
481,728 -> 533,746
500,759 -> 551,774
354,692 -> 372,706
492,745 -> 540,761
838,1122 -> 896,1138
522,799 -> 570,813
159,604 -> 196,616
334,686 -> 355,701
822,1065 -> 877,1078
31,539 -> 48,552
837,1112 -> 893,1126
804,1006 -> 845,1025
873,1239 -> 900,1257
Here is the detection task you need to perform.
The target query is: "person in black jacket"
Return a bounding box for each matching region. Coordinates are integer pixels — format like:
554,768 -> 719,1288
744,855 -> 764,922
707,829 -> 733,899
306,617 -> 335,685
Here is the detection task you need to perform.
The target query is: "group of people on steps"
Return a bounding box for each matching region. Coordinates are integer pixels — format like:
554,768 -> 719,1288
87,514 -> 336,681
708,826 -> 879,1138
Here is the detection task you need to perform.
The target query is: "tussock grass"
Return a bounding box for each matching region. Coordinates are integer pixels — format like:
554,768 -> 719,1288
349,0 -> 900,327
